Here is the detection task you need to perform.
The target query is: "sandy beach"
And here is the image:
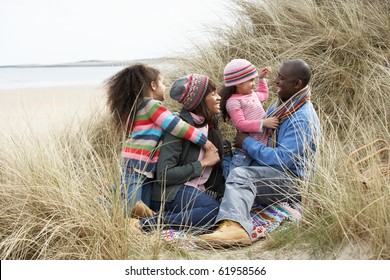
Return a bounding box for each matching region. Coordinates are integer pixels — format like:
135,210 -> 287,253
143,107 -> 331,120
0,58 -> 182,137
0,85 -> 106,135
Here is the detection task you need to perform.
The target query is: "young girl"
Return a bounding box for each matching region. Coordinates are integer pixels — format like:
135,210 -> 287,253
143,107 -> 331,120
138,74 -> 224,233
220,59 -> 279,178
106,64 -> 216,218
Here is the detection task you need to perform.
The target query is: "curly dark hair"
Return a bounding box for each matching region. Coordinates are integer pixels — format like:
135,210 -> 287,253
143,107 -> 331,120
105,63 -> 160,130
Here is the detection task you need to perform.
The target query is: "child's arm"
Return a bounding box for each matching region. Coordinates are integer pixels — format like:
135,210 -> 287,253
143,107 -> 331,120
227,99 -> 262,133
148,100 -> 215,150
256,67 -> 271,103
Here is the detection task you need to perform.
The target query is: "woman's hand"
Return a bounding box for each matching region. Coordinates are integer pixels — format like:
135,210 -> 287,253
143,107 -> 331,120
200,148 -> 220,168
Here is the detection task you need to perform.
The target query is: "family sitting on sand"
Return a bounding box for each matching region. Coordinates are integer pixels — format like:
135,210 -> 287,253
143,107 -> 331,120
105,58 -> 321,248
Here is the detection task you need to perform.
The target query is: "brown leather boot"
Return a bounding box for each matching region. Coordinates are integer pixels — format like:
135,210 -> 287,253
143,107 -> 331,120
130,201 -> 156,219
199,220 -> 251,248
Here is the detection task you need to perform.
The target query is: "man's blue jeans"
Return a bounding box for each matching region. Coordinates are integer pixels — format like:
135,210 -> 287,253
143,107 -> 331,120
216,165 -> 301,239
223,148 -> 253,179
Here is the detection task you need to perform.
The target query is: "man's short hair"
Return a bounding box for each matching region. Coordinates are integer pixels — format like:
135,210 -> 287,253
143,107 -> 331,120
282,59 -> 311,87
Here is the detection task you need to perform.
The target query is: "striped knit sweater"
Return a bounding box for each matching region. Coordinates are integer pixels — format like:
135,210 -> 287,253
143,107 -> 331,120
121,98 -> 207,177
226,78 -> 269,145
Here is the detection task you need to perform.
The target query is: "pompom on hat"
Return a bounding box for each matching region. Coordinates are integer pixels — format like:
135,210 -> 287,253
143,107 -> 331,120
170,74 -> 209,111
224,59 -> 258,87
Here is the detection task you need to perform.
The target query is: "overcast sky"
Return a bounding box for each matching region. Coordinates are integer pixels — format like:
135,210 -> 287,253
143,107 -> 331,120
0,0 -> 233,66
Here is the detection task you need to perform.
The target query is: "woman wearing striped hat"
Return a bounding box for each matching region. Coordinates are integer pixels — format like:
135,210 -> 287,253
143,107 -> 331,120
137,74 -> 225,233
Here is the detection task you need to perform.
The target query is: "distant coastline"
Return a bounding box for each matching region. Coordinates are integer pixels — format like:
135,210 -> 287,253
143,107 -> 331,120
0,57 -> 179,68
0,57 -> 182,89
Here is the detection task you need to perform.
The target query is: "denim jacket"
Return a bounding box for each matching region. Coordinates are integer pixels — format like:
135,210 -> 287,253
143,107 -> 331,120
244,101 -> 321,178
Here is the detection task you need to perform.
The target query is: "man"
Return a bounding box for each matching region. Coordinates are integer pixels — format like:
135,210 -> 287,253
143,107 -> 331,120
200,59 -> 321,247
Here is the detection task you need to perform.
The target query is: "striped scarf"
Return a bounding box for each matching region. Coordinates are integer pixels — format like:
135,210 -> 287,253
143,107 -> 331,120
267,86 -> 311,147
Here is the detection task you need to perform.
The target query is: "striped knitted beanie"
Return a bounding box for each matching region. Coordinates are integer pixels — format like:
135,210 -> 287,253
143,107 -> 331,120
224,59 -> 258,87
170,74 -> 209,111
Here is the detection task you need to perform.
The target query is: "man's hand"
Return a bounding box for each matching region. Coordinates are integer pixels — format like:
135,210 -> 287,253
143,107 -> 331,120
234,132 -> 250,149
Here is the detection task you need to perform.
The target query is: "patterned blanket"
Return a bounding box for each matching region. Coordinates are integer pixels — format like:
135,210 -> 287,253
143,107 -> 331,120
161,201 -> 302,249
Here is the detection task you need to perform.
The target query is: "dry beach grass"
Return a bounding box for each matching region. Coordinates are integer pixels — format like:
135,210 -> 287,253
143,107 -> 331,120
1,0 -> 389,259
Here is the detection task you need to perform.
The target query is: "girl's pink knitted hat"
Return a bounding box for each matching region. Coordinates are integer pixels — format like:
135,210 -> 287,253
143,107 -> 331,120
223,59 -> 258,87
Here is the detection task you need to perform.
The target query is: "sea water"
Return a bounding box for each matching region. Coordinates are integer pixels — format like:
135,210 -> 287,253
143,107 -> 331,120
0,66 -> 125,89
